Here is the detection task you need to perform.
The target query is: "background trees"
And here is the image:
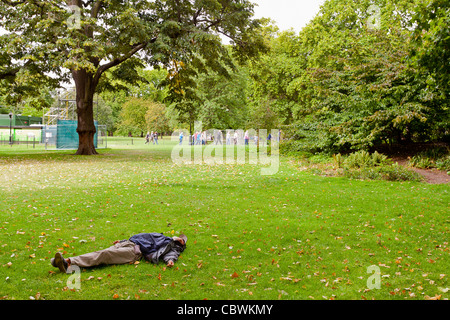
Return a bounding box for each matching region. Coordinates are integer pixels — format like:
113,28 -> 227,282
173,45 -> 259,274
0,0 -> 447,154
245,0 -> 448,154
0,0 -> 263,154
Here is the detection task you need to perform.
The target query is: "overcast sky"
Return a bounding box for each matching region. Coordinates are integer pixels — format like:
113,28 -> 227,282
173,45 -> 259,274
252,0 -> 326,33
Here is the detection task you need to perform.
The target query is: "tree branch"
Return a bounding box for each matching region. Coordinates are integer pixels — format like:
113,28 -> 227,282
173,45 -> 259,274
0,60 -> 33,80
0,69 -> 18,80
93,39 -> 155,85
0,0 -> 26,6
90,0 -> 103,18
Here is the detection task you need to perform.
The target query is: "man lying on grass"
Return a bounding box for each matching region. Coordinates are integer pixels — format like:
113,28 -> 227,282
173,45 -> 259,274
51,233 -> 187,272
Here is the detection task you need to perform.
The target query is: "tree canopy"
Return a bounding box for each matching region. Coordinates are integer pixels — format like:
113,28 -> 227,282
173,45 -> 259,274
245,0 -> 449,153
0,0 -> 264,154
0,0 -> 447,154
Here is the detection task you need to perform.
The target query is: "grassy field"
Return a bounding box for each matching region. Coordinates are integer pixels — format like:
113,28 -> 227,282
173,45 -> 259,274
0,140 -> 448,300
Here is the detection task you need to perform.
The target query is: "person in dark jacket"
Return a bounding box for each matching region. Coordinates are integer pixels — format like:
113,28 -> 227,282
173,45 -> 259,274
51,233 -> 187,273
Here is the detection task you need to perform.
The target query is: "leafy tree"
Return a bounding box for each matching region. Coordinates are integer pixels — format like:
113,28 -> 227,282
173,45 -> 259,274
247,0 -> 447,153
411,0 -> 450,141
117,97 -> 150,137
196,63 -> 250,130
0,0 -> 263,154
98,89 -> 128,135
246,26 -> 303,127
145,100 -> 171,134
98,67 -> 168,135
95,97 -> 115,135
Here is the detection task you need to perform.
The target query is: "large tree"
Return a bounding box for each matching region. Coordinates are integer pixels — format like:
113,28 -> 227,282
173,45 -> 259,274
0,0 -> 262,154
247,0 -> 447,153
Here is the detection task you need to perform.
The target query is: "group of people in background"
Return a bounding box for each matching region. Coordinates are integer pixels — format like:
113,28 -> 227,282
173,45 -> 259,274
193,131 -> 207,145
177,129 -> 281,146
145,131 -> 159,145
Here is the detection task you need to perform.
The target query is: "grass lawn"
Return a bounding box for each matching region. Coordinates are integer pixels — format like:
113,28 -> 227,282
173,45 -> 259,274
0,140 -> 448,300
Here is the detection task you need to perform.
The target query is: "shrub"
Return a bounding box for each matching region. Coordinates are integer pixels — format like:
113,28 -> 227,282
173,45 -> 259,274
343,150 -> 390,169
332,153 -> 343,169
309,153 -> 332,164
436,156 -> 450,171
339,151 -> 421,182
376,163 -> 423,182
409,155 -> 435,169
342,163 -> 423,182
409,146 -> 450,170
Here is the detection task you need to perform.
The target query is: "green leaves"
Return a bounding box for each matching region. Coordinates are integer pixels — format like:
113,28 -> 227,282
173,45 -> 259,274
246,0 -> 449,153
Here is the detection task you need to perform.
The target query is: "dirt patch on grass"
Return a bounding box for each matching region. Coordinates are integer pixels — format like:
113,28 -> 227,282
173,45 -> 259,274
393,158 -> 449,184
373,143 -> 449,184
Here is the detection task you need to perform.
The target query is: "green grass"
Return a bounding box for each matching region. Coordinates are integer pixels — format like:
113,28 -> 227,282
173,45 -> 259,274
0,141 -> 448,300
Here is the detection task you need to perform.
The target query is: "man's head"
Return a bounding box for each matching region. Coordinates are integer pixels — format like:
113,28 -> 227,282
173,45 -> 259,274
174,234 -> 187,246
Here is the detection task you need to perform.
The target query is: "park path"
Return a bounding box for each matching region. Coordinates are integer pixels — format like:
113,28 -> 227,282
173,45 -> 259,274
395,158 -> 449,184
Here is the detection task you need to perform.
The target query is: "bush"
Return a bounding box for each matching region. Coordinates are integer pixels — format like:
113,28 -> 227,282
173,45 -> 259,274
409,146 -> 450,170
343,150 -> 390,169
337,151 -> 422,182
342,163 -> 423,182
376,164 -> 423,182
309,153 -> 332,164
279,140 -> 313,158
436,156 -> 450,171
409,155 -> 435,169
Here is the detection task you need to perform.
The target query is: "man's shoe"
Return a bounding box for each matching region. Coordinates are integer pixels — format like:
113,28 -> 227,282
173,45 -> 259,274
53,252 -> 68,273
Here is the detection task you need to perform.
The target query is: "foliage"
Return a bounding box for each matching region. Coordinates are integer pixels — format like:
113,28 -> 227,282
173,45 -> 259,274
332,150 -> 422,181
411,0 -> 450,100
246,26 -> 302,127
117,96 -> 172,136
117,97 -> 151,136
246,0 -> 449,154
144,101 -> 171,134
341,163 -> 423,182
197,66 -> 250,130
436,157 -> 450,172
0,0 -> 264,154
409,146 -> 450,171
343,151 -> 390,169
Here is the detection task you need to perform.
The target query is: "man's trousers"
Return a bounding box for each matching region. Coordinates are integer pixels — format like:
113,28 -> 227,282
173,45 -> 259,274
68,240 -> 142,268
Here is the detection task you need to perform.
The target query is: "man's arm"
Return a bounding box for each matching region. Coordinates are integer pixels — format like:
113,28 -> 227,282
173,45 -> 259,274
162,246 -> 182,267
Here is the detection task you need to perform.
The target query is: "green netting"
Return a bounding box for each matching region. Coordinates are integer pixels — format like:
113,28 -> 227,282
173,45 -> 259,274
56,120 -> 98,150
42,125 -> 57,144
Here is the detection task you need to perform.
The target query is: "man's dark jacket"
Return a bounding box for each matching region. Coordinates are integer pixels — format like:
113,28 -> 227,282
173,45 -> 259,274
129,233 -> 185,264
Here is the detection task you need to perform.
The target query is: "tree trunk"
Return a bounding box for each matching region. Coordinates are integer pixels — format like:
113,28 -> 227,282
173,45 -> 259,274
73,69 -> 99,155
